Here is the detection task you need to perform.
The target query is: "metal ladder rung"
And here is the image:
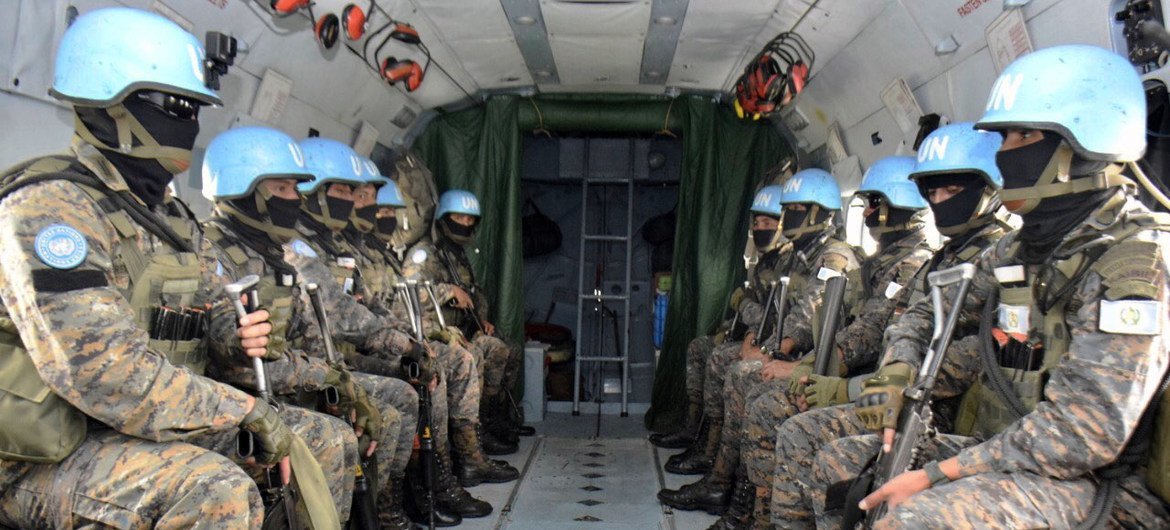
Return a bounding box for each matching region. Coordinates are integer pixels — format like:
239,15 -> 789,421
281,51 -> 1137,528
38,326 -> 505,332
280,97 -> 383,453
579,294 -> 628,301
577,356 -> 627,362
584,178 -> 630,185
583,235 -> 629,242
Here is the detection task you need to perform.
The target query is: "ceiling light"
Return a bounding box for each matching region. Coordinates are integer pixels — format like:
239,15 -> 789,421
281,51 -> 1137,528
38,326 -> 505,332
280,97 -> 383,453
515,15 -> 536,25
646,71 -> 661,78
534,70 -> 552,77
679,77 -> 698,84
594,75 -> 609,82
654,16 -> 676,26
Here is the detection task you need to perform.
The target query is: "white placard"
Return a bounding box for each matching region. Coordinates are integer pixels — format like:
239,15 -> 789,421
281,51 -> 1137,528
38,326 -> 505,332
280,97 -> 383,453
880,78 -> 923,137
986,8 -> 1033,73
250,69 -> 293,125
826,123 -> 848,165
353,121 -> 380,157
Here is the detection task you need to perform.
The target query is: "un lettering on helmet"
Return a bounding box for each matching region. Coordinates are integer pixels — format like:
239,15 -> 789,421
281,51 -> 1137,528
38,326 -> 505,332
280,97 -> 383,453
986,73 -> 1024,112
783,178 -> 802,194
918,135 -> 950,163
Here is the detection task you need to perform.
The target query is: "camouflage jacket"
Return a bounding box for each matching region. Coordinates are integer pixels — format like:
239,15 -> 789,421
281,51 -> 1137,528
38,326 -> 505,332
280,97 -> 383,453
834,229 -> 934,373
763,232 -> 860,355
884,193 -> 1170,480
402,236 -> 490,332
0,141 -> 251,441
335,230 -> 414,335
737,245 -> 792,329
287,222 -> 418,364
202,216 -> 332,396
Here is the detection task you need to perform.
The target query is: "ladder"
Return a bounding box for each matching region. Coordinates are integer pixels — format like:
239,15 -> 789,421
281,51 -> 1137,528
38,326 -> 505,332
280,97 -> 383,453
573,137 -> 634,416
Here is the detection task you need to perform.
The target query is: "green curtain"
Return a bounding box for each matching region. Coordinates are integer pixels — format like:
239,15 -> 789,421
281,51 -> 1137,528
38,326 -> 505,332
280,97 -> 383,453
411,95 -> 789,428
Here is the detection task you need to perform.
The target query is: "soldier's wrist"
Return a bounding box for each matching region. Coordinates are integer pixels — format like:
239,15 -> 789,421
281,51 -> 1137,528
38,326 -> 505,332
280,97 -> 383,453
923,461 -> 950,487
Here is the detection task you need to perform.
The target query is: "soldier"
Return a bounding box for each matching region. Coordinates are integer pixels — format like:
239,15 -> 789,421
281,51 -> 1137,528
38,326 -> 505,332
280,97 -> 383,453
660,171 -> 860,527
403,189 -> 534,456
286,139 -> 510,525
654,185 -> 789,454
812,46 -> 1170,529
766,123 -> 1009,529
726,156 -> 935,528
663,185 -> 793,476
0,8 -> 296,528
201,126 -> 430,526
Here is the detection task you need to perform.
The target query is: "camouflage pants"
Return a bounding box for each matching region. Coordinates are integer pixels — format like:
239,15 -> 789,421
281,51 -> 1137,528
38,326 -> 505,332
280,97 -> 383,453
353,373 -> 417,490
0,429 -> 262,529
810,434 -> 1169,529
707,358 -> 767,481
279,405 -> 359,523
703,340 -> 745,418
742,377 -> 798,490
686,335 -> 717,404
468,334 -> 520,399
436,341 -> 480,427
769,404 -> 867,528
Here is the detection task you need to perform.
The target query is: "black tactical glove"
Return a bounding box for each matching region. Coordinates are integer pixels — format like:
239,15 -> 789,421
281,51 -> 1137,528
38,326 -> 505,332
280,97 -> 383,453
240,398 -> 293,464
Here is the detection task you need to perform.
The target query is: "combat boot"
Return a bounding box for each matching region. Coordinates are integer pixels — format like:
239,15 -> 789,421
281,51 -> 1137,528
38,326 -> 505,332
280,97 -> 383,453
657,474 -> 732,515
451,421 -> 520,487
375,478 -> 414,530
503,389 -> 535,437
664,416 -> 706,468
650,401 -> 700,448
434,444 -> 493,518
706,477 -> 754,530
665,416 -> 721,475
481,427 -> 519,455
403,461 -> 462,527
482,394 -> 520,445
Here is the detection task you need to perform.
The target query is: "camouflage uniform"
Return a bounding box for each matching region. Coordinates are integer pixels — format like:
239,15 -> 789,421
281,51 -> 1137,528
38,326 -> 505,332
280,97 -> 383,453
739,231 -> 931,519
0,144 -> 262,527
768,220 -> 1005,528
814,194 -> 1170,528
404,237 -> 521,401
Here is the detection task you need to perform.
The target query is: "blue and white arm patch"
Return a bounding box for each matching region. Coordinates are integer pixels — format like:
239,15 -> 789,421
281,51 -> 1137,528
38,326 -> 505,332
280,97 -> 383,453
34,224 -> 88,270
291,239 -> 318,258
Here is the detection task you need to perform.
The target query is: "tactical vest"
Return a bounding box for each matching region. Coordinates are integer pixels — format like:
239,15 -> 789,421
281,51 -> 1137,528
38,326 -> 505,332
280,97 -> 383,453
204,222 -> 296,363
954,208 -> 1170,504
844,236 -> 926,321
0,156 -> 205,462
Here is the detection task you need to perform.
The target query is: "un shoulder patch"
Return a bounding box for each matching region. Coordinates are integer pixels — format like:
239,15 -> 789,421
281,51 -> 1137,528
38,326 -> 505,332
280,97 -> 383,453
290,239 -> 317,258
34,224 -> 87,269
411,249 -> 428,264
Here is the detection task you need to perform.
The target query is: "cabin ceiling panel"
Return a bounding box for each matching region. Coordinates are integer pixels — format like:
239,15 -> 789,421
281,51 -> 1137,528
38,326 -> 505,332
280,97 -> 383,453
550,35 -> 645,86
909,47 -> 997,125
541,1 -> 652,37
1025,0 -> 1112,48
451,36 -> 535,87
411,0 -> 517,39
798,2 -> 938,131
666,37 -> 743,87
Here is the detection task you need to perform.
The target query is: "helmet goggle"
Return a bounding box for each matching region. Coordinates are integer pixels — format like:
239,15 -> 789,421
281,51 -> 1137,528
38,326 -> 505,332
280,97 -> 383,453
135,90 -> 201,121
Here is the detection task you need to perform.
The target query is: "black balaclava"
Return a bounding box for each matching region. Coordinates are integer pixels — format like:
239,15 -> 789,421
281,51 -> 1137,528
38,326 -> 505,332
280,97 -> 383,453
376,215 -> 399,241
751,214 -> 782,251
350,205 -> 379,234
997,134 -> 1115,263
219,185 -> 303,244
864,205 -> 918,247
781,206 -> 831,250
75,94 -> 200,206
303,187 -> 355,232
440,215 -> 477,246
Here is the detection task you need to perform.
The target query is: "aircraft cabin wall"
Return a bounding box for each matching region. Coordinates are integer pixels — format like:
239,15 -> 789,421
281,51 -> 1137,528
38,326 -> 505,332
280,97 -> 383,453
0,0 -> 434,217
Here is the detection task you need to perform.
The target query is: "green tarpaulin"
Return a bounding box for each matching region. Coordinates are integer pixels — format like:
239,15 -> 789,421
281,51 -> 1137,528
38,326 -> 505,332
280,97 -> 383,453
413,94 -> 790,430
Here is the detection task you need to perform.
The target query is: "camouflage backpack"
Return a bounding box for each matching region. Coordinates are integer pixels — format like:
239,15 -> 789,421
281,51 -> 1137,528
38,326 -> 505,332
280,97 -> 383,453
390,149 -> 438,251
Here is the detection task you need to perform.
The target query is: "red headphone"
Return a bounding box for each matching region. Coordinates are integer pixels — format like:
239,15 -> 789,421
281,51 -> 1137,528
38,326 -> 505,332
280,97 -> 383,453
270,0 -> 310,15
390,23 -> 421,44
315,13 -> 340,49
381,57 -> 424,92
341,4 -> 367,40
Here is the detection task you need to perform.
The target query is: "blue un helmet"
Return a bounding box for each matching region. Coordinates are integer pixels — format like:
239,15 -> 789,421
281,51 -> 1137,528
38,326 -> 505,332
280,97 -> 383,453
376,180 -> 407,208
856,157 -> 927,210
779,168 -> 841,241
436,190 -> 482,219
203,126 -> 311,240
911,123 -> 1006,237
50,7 -> 221,107
297,138 -> 367,193
436,190 -> 481,246
976,45 -> 1144,162
749,185 -> 785,252
202,127 -> 312,200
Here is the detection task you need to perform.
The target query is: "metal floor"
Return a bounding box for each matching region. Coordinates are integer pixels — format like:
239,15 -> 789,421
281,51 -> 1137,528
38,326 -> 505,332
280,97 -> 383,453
452,410 -> 717,530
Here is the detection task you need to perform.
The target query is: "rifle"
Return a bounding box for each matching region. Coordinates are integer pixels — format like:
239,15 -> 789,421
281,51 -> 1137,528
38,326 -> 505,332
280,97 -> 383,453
753,278 -> 790,361
304,283 -> 378,530
812,275 -> 848,376
437,248 -> 489,338
837,263 -> 976,529
225,275 -> 298,530
398,281 -> 438,530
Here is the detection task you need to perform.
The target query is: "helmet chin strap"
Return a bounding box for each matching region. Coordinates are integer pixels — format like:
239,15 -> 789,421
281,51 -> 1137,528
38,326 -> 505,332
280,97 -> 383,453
866,204 -> 925,235
218,187 -> 300,244
303,191 -> 350,232
1000,143 -> 1131,215
73,104 -> 192,173
781,205 -> 832,240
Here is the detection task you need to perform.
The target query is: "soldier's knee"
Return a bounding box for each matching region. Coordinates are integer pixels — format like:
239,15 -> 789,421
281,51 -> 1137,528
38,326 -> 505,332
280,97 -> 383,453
176,456 -> 262,527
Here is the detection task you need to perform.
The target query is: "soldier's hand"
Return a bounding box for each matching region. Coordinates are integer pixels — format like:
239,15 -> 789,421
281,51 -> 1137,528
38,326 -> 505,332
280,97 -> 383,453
325,367 -> 357,414
761,359 -> 796,381
729,287 -> 746,311
350,383 -> 382,455
237,308 -> 276,360
786,355 -> 816,400
451,287 -> 474,309
858,468 -> 930,512
241,398 -> 293,465
483,321 -> 496,336
803,374 -> 849,408
740,338 -> 766,361
855,362 -> 914,434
